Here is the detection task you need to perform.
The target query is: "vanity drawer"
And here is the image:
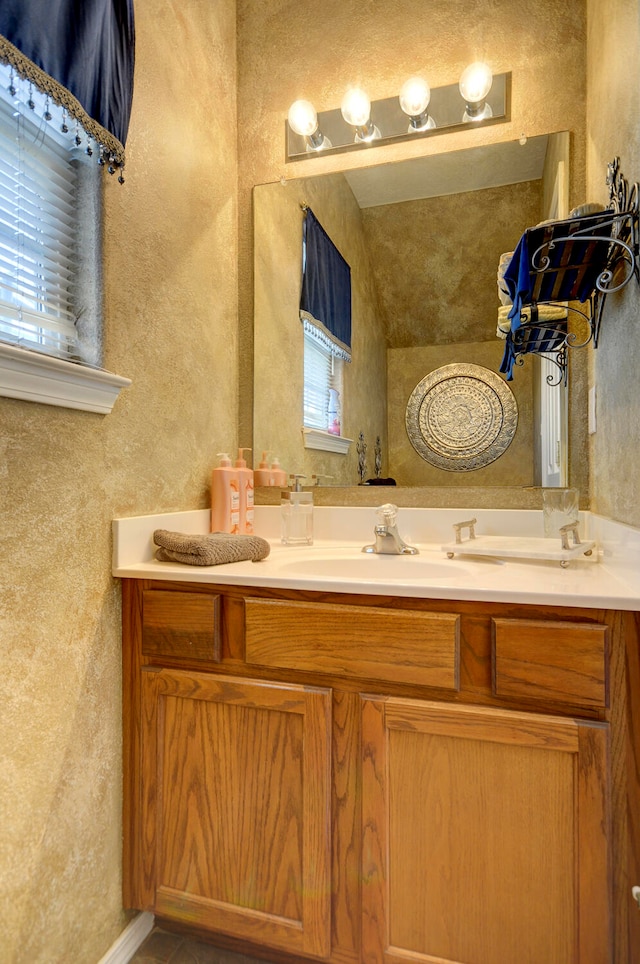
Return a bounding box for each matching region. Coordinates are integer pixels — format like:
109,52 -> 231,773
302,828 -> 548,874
492,617 -> 608,709
142,589 -> 221,662
244,598 -> 460,690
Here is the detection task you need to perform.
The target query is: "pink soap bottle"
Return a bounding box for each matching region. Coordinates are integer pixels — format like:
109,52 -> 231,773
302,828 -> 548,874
211,453 -> 240,533
235,447 -> 254,534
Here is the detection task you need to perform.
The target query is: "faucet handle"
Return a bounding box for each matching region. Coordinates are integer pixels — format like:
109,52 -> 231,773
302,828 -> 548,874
376,503 -> 398,526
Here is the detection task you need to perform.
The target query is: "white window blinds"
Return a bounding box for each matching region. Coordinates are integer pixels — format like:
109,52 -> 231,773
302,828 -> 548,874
303,331 -> 342,431
0,64 -> 85,360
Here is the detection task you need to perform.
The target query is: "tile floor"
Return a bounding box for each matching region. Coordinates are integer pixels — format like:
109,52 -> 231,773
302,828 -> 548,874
129,927 -> 266,964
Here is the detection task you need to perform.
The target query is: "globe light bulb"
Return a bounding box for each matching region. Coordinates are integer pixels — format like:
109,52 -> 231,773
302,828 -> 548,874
288,99 -> 318,137
399,77 -> 431,117
341,88 -> 371,128
459,62 -> 493,104
399,76 -> 436,132
340,87 -> 380,143
459,62 -> 494,122
287,99 -> 332,151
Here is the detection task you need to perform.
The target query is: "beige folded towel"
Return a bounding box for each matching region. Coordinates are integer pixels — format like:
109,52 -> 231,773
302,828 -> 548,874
153,529 -> 271,566
496,303 -> 568,336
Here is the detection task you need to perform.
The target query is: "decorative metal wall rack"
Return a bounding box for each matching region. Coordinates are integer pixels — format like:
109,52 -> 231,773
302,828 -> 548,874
504,157 -> 639,385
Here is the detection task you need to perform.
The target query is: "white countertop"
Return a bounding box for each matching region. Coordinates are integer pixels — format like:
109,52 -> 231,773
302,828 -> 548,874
112,506 -> 640,610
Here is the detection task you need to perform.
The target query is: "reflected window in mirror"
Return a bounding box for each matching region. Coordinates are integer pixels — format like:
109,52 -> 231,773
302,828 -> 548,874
300,206 -> 351,440
303,328 -> 343,434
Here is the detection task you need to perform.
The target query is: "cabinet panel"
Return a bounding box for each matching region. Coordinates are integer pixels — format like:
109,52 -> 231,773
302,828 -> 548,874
142,589 -> 221,661
492,617 -> 607,708
245,598 -> 460,691
140,669 -> 332,958
361,696 -> 611,964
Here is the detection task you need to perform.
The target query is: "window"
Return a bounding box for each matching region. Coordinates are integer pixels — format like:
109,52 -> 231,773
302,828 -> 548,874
0,60 -> 129,412
299,207 -> 351,453
0,61 -> 97,360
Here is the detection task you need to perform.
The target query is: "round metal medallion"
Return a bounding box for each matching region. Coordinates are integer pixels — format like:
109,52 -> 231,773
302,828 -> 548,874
405,363 -> 518,471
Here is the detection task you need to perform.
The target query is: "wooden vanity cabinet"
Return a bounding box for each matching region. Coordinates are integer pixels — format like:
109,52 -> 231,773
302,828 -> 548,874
122,579 -> 640,964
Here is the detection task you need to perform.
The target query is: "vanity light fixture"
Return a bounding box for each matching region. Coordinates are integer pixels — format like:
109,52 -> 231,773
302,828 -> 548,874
459,62 -> 494,122
399,76 -> 436,132
285,67 -> 509,161
340,87 -> 381,143
287,99 -> 332,151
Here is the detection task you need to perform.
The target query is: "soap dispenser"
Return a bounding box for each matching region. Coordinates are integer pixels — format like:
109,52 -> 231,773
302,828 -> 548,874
281,475 -> 313,545
235,447 -> 254,534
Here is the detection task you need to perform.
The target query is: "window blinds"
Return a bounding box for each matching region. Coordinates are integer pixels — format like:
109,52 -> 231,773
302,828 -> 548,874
0,66 -> 83,359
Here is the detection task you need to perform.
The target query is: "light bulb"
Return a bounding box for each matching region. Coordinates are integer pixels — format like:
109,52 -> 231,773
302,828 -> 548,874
287,99 -> 332,151
459,62 -> 493,104
459,62 -> 493,122
340,87 -> 380,143
399,76 -> 436,132
399,77 -> 430,117
341,88 -> 371,128
288,100 -> 318,137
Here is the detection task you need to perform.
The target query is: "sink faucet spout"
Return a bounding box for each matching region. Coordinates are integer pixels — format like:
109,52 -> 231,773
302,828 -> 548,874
362,503 -> 419,555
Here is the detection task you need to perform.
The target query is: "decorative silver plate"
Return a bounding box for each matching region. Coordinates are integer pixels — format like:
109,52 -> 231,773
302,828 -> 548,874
405,363 -> 518,471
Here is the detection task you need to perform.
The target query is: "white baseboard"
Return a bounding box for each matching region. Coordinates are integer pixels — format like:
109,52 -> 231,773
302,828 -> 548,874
97,912 -> 154,964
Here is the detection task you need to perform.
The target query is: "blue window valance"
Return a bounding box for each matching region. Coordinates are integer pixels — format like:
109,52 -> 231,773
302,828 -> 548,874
300,207 -> 352,362
0,0 -> 135,174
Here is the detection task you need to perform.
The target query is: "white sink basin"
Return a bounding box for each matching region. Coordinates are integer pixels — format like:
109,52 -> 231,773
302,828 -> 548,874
274,550 -> 456,581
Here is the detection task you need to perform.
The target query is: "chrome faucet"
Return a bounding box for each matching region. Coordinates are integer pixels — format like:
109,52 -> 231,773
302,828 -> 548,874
362,503 -> 419,555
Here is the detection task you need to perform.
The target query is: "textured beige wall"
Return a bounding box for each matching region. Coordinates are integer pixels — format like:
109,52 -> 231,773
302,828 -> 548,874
0,1 -> 238,961
237,0 -> 589,501
253,174 -> 388,485
362,181 -> 543,348
586,0 -> 640,526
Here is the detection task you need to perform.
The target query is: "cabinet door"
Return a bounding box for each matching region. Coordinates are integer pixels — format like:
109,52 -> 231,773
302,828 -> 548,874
361,697 -> 610,964
139,668 -> 332,959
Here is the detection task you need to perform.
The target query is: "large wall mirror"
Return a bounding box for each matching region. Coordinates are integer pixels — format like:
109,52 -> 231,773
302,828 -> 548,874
253,131 -> 588,503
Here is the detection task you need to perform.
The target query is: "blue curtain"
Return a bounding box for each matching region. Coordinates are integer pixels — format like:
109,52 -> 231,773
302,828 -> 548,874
300,208 -> 352,359
0,0 -> 135,169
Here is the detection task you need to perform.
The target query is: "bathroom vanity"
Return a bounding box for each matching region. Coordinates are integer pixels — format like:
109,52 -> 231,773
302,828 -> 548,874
115,508 -> 640,964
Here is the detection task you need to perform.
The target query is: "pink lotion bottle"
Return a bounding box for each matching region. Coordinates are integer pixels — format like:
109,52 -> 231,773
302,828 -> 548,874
235,447 -> 255,534
211,453 -> 240,533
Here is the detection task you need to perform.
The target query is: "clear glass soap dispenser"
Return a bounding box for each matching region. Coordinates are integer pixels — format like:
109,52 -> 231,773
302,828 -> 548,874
281,475 -> 313,545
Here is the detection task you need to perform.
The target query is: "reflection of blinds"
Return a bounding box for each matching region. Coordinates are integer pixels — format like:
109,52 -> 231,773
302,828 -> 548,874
303,332 -> 338,430
300,207 -> 351,361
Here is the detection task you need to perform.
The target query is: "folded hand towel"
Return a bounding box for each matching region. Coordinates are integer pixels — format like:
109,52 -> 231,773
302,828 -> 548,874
153,529 -> 271,566
497,303 -> 568,334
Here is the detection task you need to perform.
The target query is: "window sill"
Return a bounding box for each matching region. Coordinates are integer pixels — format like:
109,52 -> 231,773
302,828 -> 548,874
302,427 -> 353,454
0,343 -> 131,414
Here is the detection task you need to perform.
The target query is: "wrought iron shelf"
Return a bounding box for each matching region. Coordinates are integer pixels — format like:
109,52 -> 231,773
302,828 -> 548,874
502,157 -> 639,385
